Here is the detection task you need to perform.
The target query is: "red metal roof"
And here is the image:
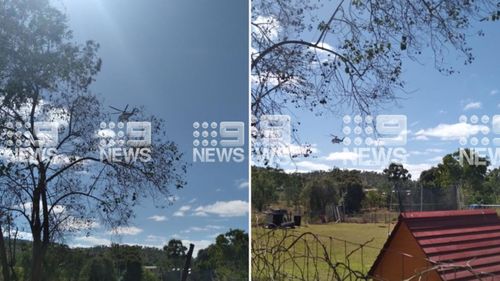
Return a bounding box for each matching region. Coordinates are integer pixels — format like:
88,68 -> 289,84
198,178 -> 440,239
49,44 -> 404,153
402,209 -> 500,280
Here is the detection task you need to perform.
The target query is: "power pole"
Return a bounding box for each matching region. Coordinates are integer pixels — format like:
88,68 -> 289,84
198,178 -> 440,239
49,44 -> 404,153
396,183 -> 405,213
420,184 -> 423,211
181,243 -> 195,281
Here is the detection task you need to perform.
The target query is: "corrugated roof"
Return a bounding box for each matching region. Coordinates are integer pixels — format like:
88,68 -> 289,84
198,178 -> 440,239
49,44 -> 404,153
403,209 -> 500,281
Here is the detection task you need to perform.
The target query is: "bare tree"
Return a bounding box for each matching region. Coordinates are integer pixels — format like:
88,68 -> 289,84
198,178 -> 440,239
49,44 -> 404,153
251,0 -> 498,134
0,1 -> 187,280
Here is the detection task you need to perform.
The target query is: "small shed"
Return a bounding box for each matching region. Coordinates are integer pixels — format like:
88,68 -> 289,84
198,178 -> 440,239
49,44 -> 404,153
266,209 -> 288,225
369,209 -> 500,281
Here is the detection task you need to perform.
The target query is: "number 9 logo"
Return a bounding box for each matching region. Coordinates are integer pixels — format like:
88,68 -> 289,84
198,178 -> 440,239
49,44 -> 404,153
219,122 -> 245,147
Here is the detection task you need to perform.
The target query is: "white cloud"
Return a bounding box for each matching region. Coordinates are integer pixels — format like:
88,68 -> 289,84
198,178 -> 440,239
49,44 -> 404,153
426,148 -> 445,153
70,235 -> 216,257
206,225 -> 223,230
194,200 -> 248,217
308,42 -> 336,64
282,160 -> 333,173
408,148 -> 445,156
236,179 -> 249,189
252,15 -> 280,41
308,42 -> 334,55
295,161 -> 330,171
315,42 -> 334,50
463,101 -> 482,111
146,235 -> 166,242
208,233 -> 221,239
12,203 -> 98,231
62,217 -> 100,231
72,236 -> 111,247
182,225 -> 223,233
2,231 -> 32,241
415,135 -> 429,141
490,89 -> 498,95
325,151 -> 359,161
403,163 -> 435,179
428,156 -> 443,162
283,169 -> 311,173
415,123 -> 487,140
173,205 -> 191,217
108,226 -> 143,236
182,227 -> 204,233
270,143 -> 318,158
148,215 -> 167,222
366,129 -> 410,146
142,235 -> 180,248
137,234 -> 223,257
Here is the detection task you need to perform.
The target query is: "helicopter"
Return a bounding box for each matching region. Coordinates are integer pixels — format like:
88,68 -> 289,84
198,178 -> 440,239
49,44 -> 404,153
109,104 -> 139,122
329,134 -> 345,144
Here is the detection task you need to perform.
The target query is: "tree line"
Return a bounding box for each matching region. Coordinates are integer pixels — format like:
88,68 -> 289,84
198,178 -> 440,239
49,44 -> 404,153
252,149 -> 499,218
0,229 -> 248,281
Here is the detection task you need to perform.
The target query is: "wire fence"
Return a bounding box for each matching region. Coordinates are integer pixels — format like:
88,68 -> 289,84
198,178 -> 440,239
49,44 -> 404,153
251,229 -> 500,281
252,229 -> 372,281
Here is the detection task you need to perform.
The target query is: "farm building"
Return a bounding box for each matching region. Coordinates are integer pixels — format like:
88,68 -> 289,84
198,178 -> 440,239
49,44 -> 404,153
369,209 -> 500,281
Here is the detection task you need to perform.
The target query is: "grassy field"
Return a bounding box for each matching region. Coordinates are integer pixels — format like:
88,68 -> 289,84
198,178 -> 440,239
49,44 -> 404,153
252,223 -> 391,280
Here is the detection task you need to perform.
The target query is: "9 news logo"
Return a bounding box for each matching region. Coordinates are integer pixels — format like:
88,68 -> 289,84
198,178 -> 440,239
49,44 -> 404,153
457,114 -> 500,166
192,121 -> 245,163
98,121 -> 152,163
0,121 -> 59,163
340,114 -> 408,166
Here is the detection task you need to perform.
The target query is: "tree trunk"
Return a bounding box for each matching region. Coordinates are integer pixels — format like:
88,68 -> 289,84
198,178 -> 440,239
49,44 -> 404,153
31,167 -> 49,281
31,239 -> 43,281
31,194 -> 45,281
0,221 -> 11,281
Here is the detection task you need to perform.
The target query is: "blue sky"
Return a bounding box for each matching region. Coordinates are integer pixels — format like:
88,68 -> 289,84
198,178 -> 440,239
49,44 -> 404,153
50,0 -> 249,252
268,6 -> 500,178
